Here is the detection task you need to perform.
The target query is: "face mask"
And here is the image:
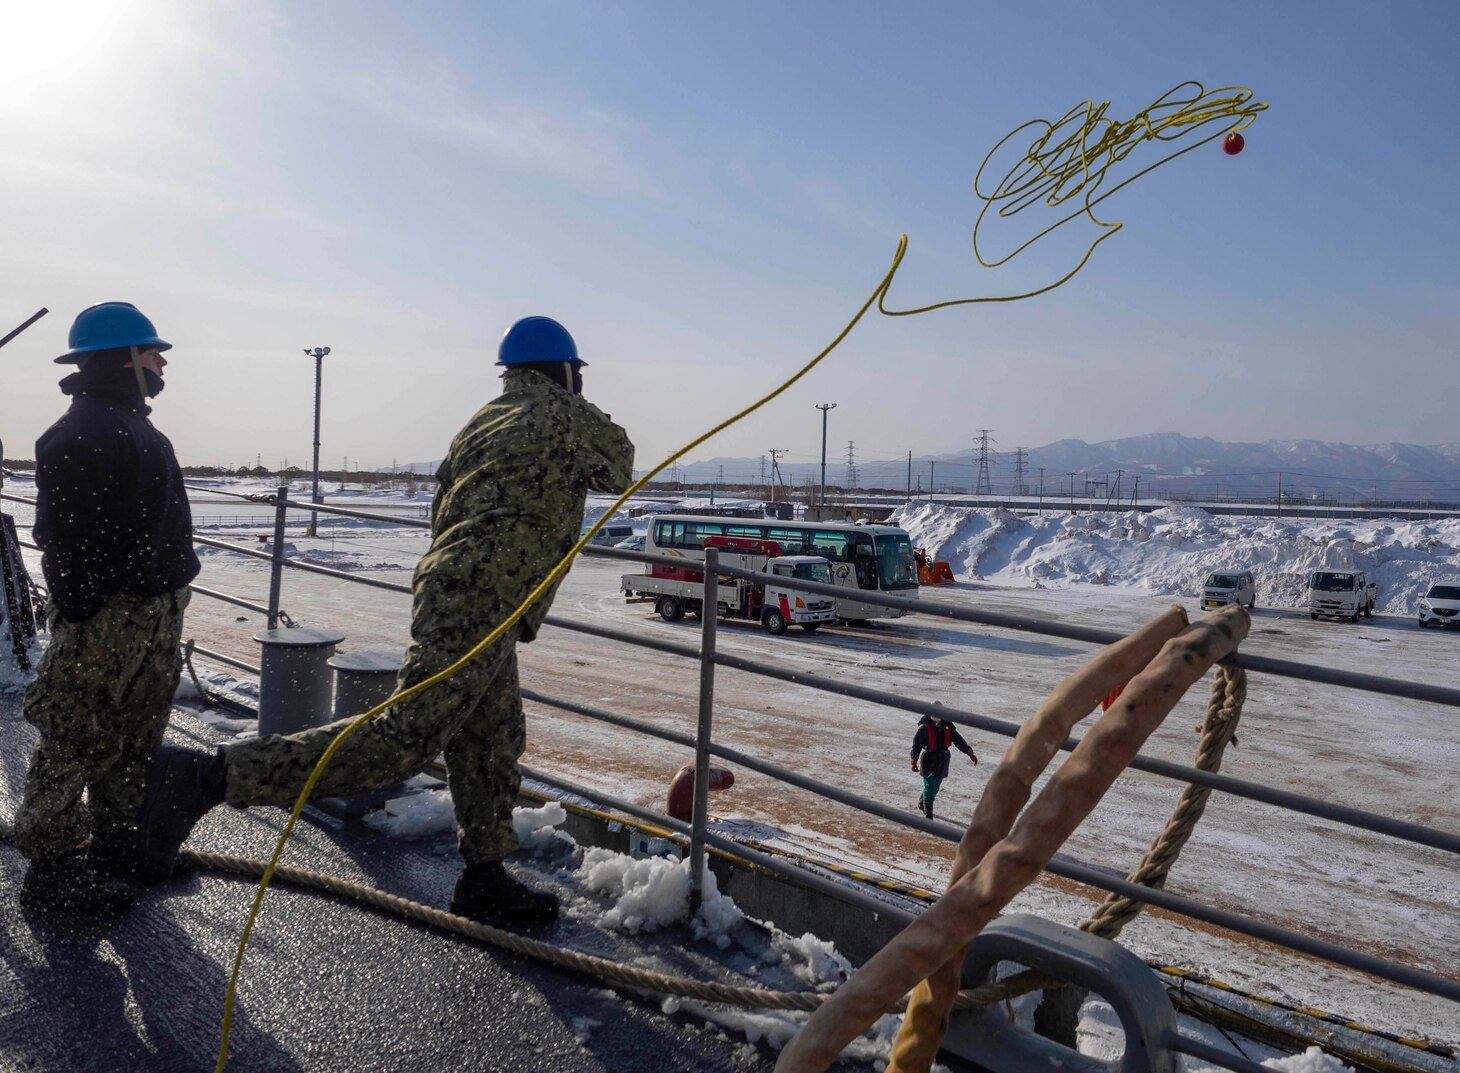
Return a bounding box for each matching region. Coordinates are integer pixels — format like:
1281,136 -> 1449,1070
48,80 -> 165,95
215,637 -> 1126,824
141,369 -> 166,398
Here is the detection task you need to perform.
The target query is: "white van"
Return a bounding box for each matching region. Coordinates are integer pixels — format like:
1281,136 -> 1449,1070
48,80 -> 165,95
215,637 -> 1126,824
586,523 -> 634,547
1201,570 -> 1256,610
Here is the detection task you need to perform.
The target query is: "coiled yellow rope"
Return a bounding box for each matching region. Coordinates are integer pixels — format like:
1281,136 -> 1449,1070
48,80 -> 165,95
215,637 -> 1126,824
213,81 -> 1266,1070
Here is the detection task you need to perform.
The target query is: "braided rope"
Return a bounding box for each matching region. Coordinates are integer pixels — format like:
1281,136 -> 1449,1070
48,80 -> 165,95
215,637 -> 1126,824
178,847 -> 1034,1014
932,661 -> 1250,1003
0,664 -> 1246,1017
1080,660 -> 1247,938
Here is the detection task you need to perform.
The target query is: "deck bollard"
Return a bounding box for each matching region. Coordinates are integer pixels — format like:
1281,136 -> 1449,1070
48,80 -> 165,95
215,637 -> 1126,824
320,647 -> 423,818
328,648 -> 404,720
254,627 -> 347,736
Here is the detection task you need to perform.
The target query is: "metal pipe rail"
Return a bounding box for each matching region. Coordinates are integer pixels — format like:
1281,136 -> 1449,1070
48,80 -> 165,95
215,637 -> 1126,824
540,608 -> 1460,858
8,490 -> 1457,1057
182,482 -> 431,528
186,643 -> 260,676
516,686 -> 1460,1006
676,552 -> 1460,710
519,763 -> 917,927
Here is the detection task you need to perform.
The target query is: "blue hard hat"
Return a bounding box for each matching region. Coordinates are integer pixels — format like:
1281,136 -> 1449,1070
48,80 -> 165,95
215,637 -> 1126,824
496,316 -> 585,367
55,301 -> 172,364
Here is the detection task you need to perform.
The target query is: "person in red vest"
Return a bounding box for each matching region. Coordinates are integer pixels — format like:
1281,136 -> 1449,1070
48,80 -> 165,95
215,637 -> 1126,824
910,714 -> 978,820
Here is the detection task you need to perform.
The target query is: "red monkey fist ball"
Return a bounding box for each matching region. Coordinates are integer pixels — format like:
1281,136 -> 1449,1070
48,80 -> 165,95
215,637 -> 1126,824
1223,132 -> 1246,155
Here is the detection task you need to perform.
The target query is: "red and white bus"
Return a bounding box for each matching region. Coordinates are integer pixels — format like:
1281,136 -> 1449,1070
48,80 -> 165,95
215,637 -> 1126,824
642,514 -> 918,621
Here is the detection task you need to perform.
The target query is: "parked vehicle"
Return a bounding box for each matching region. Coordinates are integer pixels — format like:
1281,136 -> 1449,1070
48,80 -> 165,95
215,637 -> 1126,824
1201,569 -> 1256,610
586,523 -> 634,547
1308,570 -> 1377,622
615,535 -> 646,552
621,536 -> 836,635
642,513 -> 917,622
1417,581 -> 1460,628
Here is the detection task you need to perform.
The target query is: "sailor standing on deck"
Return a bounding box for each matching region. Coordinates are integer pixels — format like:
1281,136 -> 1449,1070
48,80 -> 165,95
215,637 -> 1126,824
14,302 -> 198,915
136,316 -> 635,925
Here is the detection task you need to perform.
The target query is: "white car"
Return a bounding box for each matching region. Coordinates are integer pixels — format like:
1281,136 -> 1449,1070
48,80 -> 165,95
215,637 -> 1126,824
1417,581 -> 1460,628
1201,570 -> 1256,610
614,535 -> 646,552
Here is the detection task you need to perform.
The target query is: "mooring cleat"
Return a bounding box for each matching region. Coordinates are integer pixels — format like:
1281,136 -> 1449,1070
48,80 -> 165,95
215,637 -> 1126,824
134,744 -> 227,883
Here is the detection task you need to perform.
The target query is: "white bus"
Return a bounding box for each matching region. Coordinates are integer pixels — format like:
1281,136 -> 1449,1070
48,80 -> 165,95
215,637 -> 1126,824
641,514 -> 918,621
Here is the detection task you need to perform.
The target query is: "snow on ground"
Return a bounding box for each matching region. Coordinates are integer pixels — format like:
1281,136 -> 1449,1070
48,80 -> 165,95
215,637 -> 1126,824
891,501 -> 1460,614
5,483 -> 1459,1057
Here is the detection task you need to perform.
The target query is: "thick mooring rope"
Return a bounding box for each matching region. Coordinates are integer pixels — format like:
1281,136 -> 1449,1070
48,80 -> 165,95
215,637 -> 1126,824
0,661 -> 1247,1017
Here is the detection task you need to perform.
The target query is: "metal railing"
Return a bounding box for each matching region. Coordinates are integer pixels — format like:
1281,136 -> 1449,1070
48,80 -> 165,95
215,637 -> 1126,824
3,487 -> 1457,1065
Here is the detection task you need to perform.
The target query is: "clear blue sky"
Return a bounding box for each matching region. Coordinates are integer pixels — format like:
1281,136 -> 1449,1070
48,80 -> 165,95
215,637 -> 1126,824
2,1 -> 1456,474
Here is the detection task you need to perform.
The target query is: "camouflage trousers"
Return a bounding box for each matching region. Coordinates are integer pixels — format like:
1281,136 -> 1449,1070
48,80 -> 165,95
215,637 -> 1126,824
224,574 -> 529,864
14,588 -> 190,860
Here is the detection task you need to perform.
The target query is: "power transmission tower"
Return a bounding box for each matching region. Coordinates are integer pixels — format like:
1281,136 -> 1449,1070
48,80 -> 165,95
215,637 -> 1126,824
1012,447 -> 1028,496
844,441 -> 859,490
974,429 -> 996,495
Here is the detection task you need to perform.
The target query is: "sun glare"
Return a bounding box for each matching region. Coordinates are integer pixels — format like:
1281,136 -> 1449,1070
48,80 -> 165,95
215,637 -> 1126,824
0,0 -> 149,108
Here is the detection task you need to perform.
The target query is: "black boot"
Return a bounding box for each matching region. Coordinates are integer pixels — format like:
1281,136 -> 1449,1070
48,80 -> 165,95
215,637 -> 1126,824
88,830 -> 141,882
450,862 -> 559,925
20,850 -> 134,916
134,745 -> 227,883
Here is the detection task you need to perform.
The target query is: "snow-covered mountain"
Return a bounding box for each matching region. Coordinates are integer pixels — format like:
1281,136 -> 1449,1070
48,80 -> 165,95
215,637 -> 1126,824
675,433 -> 1460,501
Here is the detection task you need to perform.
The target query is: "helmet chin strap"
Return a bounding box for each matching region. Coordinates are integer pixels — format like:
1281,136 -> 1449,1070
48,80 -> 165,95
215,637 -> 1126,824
130,345 -> 150,404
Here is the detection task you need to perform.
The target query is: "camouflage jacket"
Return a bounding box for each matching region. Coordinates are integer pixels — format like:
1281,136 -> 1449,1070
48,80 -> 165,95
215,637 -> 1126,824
416,368 -> 635,640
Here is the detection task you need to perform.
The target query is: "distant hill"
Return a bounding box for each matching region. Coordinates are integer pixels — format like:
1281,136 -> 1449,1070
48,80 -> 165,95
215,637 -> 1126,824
672,433 -> 1460,503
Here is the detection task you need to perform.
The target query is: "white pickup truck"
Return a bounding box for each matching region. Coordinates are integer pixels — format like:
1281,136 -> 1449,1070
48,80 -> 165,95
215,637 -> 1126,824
1308,570 -> 1378,622
622,536 -> 837,636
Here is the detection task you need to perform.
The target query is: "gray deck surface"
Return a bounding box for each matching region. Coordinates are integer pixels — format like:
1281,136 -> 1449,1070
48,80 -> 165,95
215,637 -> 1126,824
0,693 -> 804,1073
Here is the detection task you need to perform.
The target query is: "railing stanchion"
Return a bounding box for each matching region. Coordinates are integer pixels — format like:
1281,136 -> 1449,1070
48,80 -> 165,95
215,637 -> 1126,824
689,547 -> 719,908
267,484 -> 288,629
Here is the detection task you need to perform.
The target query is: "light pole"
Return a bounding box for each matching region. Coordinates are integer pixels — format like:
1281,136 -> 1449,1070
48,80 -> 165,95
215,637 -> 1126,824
815,402 -> 836,515
304,346 -> 331,536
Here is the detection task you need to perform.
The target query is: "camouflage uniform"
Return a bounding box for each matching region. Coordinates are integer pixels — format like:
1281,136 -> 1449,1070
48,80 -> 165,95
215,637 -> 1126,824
14,589 -> 190,859
224,369 -> 634,863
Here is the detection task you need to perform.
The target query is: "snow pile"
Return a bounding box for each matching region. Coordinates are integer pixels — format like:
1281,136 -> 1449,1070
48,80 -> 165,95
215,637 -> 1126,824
362,794 -> 572,846
892,503 -> 1460,613
574,847 -> 744,943
363,786 -> 456,839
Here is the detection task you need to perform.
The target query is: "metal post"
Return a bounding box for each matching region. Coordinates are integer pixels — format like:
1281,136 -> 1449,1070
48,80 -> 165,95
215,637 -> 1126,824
304,346 -> 330,536
689,547 -> 719,908
815,402 -> 836,512
267,485 -> 289,629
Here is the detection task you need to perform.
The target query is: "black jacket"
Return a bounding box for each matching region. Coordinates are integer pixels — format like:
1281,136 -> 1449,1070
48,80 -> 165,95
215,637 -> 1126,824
33,367 -> 198,623
911,716 -> 973,768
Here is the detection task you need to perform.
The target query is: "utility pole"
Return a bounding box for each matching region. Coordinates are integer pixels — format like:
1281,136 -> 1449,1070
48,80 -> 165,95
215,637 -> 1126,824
1067,471 -> 1077,513
1038,465 -> 1045,515
303,345 -> 331,537
1109,469 -> 1123,507
815,403 -> 837,512
1012,447 -> 1028,496
928,460 -> 937,503
974,429 -> 995,495
1132,475 -> 1140,508
1276,471 -> 1282,518
768,448 -> 787,504
906,451 -> 912,501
